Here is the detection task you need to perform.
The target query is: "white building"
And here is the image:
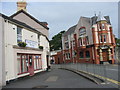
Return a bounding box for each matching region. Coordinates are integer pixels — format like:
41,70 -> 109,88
0,1 -> 50,86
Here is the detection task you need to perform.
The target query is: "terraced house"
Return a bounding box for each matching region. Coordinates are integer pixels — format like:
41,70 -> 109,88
0,1 -> 50,86
62,13 -> 116,64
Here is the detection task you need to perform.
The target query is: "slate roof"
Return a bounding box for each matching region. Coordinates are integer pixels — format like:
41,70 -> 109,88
0,13 -> 49,42
63,15 -> 111,36
10,10 -> 49,30
62,25 -> 77,36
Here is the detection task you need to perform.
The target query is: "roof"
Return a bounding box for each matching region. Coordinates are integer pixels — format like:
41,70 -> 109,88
91,16 -> 111,25
10,10 -> 49,30
0,13 -> 49,42
63,25 -> 77,36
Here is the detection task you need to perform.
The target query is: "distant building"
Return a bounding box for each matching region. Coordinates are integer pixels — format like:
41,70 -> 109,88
50,50 -> 64,64
0,0 -> 50,86
62,13 -> 116,64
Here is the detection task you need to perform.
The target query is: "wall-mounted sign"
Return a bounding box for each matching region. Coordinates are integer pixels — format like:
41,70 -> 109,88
25,39 -> 38,48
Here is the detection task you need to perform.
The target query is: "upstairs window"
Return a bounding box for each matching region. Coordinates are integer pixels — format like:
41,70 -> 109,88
100,35 -> 103,43
86,36 -> 89,45
102,24 -> 105,30
17,27 -> 22,42
38,35 -> 40,46
103,35 -> 107,43
65,42 -> 69,49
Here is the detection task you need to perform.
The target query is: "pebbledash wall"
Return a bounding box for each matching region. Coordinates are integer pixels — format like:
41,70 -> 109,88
62,13 -> 116,64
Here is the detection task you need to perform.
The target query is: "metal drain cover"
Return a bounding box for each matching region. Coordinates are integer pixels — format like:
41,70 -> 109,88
32,85 -> 48,89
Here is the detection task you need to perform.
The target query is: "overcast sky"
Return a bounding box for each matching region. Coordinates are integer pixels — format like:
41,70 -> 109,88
0,1 -> 118,40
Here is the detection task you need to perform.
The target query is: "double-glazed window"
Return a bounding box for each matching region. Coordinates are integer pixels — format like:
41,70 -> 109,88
17,27 -> 22,42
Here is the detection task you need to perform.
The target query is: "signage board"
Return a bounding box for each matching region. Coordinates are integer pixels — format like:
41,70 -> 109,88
25,39 -> 38,48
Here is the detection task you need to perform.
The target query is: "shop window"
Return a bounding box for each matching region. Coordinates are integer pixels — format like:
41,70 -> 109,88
17,26 -> 22,42
86,51 -> 90,58
79,52 -> 84,58
17,54 -> 42,75
34,55 -> 42,70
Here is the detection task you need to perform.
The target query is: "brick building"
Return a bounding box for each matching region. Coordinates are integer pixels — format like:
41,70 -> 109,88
62,13 -> 116,64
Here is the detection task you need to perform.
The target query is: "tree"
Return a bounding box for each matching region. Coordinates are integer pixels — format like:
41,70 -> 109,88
115,38 -> 120,47
50,31 -> 65,51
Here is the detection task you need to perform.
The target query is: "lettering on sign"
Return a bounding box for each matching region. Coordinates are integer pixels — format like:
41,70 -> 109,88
25,39 -> 38,48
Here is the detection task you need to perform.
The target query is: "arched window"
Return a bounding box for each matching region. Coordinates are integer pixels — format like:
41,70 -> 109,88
86,51 -> 90,58
79,52 -> 84,58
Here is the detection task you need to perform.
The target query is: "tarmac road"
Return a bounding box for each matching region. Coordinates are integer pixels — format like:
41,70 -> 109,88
2,67 -> 117,89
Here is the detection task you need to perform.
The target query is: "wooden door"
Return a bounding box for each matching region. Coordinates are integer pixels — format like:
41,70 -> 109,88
102,50 -> 108,61
28,55 -> 34,76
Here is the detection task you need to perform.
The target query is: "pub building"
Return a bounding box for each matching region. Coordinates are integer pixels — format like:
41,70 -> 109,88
0,0 -> 50,85
62,13 -> 116,64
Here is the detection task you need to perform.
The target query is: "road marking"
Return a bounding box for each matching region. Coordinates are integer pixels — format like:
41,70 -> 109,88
80,70 -> 120,86
46,76 -> 58,82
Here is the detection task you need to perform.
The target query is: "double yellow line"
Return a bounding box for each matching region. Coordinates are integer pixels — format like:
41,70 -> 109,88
81,70 -> 120,86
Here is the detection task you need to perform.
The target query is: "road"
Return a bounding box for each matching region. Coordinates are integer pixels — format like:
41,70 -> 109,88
55,63 -> 119,84
2,67 -> 117,89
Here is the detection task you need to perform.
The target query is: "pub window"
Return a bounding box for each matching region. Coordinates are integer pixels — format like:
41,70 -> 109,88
17,26 -> 22,42
79,52 -> 84,58
86,51 -> 90,58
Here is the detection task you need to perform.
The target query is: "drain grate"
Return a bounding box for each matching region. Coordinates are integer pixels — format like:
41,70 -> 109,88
32,85 -> 48,89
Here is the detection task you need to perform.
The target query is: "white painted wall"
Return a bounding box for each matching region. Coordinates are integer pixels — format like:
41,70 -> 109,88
0,16 -> 6,86
3,19 -> 49,81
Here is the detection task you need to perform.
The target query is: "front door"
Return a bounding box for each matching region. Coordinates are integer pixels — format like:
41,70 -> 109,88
28,55 -> 34,76
102,50 -> 108,61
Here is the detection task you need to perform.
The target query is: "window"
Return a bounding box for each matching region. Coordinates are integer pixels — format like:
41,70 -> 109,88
17,54 -> 28,74
86,51 -> 90,58
38,35 -> 40,46
86,36 -> 89,45
103,35 -> 107,43
79,38 -> 83,46
102,24 -> 105,29
34,55 -> 42,70
65,42 -> 69,49
100,35 -> 103,43
17,54 -> 42,75
65,53 -> 70,59
17,27 -> 22,42
79,52 -> 84,58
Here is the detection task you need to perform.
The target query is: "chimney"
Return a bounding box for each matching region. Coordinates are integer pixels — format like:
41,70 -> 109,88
17,0 -> 27,11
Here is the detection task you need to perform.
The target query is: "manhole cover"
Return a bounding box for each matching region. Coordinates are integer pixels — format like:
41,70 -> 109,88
32,85 -> 48,89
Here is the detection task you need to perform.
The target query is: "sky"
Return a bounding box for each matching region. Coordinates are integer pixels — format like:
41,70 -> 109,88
0,1 -> 119,40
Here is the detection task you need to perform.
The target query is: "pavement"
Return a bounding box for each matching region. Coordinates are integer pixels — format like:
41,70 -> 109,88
2,66 -> 118,89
